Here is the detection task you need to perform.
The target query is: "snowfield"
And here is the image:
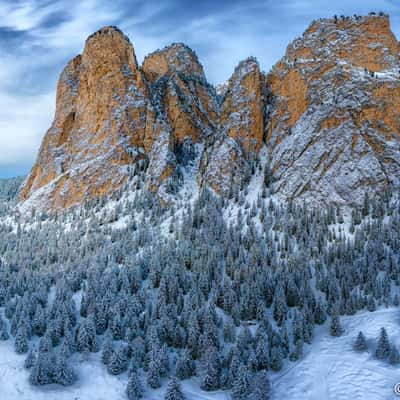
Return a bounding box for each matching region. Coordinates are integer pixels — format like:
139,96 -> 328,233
0,308 -> 399,399
272,308 -> 400,400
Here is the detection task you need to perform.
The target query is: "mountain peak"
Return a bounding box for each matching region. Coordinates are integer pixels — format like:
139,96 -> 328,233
19,15 -> 400,211
142,42 -> 205,84
85,25 -> 132,45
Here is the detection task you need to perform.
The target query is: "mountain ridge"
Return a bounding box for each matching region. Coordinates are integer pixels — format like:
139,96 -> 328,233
19,13 -> 400,211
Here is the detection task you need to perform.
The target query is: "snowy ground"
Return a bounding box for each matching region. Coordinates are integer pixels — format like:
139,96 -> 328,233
272,308 -> 400,400
0,308 -> 400,399
0,344 -> 229,400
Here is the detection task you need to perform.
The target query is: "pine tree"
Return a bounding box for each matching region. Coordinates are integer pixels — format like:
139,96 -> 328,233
24,348 -> 36,369
273,286 -> 287,326
289,339 -> 303,361
101,332 -> 114,365
165,377 -> 185,400
176,349 -> 195,380
231,363 -> 250,400
314,301 -> 326,325
107,345 -> 128,375
0,324 -> 9,340
251,370 -> 271,400
147,359 -> 161,389
200,346 -> 221,391
55,355 -> 76,386
126,369 -> 144,400
353,331 -> 368,352
389,346 -> 400,365
375,328 -> 390,360
29,351 -> 54,385
269,346 -> 283,372
329,312 -> 343,337
14,326 -> 29,354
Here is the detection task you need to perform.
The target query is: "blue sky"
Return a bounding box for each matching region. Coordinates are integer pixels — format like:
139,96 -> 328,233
0,0 -> 399,178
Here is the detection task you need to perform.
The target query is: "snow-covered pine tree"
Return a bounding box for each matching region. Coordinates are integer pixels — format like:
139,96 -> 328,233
375,327 -> 390,360
329,310 -> 343,337
231,363 -> 250,400
147,359 -> 161,389
55,354 -> 76,386
101,331 -> 114,365
107,345 -> 128,375
24,347 -> 36,369
175,349 -> 195,380
353,331 -> 368,352
126,369 -> 144,400
14,325 -> 29,354
389,346 -> 400,365
165,377 -> 185,400
251,370 -> 271,400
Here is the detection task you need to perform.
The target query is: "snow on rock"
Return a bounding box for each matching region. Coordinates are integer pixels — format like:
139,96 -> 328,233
266,13 -> 400,207
18,14 -> 400,212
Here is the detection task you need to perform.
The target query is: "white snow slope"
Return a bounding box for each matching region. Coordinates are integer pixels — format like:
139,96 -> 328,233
0,308 -> 400,399
272,308 -> 400,400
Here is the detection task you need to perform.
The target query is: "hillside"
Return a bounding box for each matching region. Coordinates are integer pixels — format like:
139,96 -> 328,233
1,12 -> 400,400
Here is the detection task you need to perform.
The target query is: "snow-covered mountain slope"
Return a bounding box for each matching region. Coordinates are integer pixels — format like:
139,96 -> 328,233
1,171 -> 400,400
1,308 -> 399,400
272,308 -> 400,400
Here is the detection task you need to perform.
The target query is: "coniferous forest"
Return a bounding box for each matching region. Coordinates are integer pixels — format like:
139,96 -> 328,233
0,173 -> 399,399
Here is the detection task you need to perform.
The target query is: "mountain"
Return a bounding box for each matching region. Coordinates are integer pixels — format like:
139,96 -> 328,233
267,14 -> 400,205
20,14 -> 400,211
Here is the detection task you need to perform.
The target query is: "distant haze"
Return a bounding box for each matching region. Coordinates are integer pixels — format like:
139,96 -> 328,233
0,0 -> 399,178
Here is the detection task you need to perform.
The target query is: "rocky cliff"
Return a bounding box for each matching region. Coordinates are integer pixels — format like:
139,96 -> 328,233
267,14 -> 400,205
20,14 -> 400,210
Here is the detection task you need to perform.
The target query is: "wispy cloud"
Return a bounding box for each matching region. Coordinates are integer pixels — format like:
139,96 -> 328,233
0,0 -> 399,177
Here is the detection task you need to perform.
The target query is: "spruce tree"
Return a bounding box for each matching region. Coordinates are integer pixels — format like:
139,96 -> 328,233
101,332 -> 114,365
329,312 -> 343,337
55,355 -> 76,386
231,363 -> 250,400
14,326 -> 29,354
147,359 -> 161,389
353,331 -> 368,352
389,346 -> 400,365
127,369 -> 144,400
176,349 -> 195,380
107,346 -> 128,375
24,348 -> 36,369
375,328 -> 390,360
251,370 -> 271,400
165,377 -> 185,400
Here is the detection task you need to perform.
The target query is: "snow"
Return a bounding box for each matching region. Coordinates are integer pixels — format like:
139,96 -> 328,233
272,308 -> 400,400
1,308 -> 399,399
0,342 -> 231,400
0,349 -> 127,400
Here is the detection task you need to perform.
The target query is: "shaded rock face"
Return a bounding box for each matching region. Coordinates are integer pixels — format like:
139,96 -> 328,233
200,57 -> 265,197
20,15 -> 400,210
142,43 -> 219,200
266,14 -> 400,206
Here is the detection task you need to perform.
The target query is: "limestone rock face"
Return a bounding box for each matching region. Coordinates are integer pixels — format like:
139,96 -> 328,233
266,14 -> 400,206
20,27 -> 153,209
201,57 -> 266,196
221,57 -> 265,156
20,15 -> 400,210
142,44 -> 219,199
